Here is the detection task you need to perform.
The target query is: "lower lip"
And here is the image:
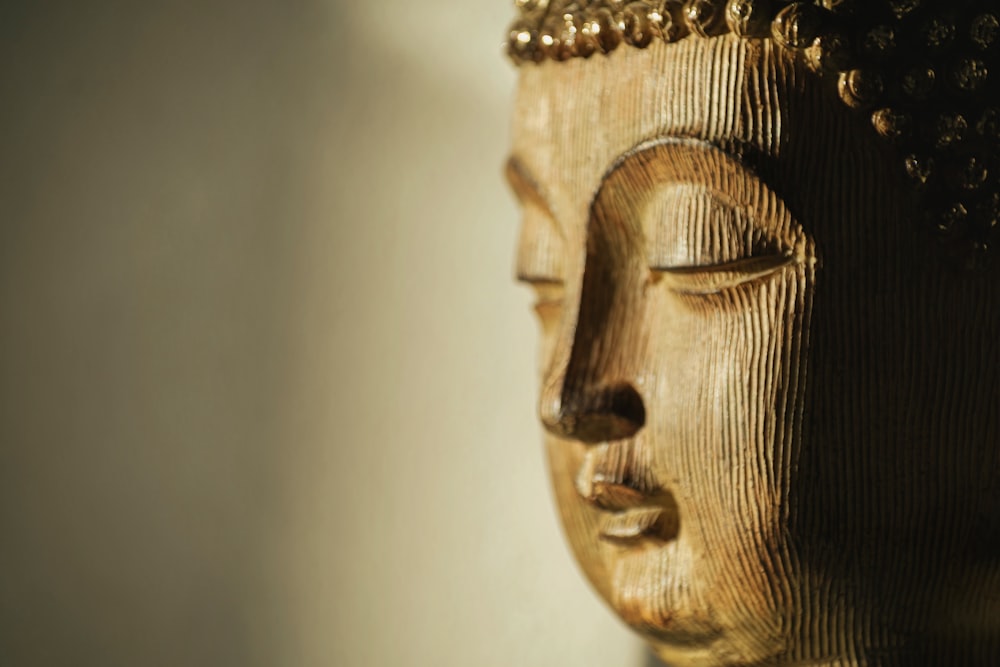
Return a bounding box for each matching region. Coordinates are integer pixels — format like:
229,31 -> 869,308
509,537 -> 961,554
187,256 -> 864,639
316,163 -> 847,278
599,507 -> 671,545
648,635 -> 728,664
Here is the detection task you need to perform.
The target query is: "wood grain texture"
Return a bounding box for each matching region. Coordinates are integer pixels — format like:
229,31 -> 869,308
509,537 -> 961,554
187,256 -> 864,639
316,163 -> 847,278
509,36 -> 1000,666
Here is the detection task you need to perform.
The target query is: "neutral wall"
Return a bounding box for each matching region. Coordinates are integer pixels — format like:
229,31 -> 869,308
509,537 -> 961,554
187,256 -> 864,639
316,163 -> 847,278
0,2 -> 643,665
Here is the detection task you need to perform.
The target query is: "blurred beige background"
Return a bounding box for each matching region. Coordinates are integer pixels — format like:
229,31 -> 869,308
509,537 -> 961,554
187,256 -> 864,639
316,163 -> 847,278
0,2 -> 644,665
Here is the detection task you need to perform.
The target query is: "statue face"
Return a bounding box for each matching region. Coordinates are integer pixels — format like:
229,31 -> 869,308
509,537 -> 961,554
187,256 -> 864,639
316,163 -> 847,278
509,38 -> 1000,665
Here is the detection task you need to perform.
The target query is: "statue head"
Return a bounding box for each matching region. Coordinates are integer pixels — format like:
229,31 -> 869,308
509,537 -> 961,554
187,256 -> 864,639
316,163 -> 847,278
506,2 -> 1000,664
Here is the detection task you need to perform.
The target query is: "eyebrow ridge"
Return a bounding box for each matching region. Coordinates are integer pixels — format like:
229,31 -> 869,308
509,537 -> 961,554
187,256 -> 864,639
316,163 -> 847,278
505,156 -> 566,240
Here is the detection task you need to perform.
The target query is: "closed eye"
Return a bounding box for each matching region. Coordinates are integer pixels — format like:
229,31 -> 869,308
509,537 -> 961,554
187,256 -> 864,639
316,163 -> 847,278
651,253 -> 796,295
516,278 -> 565,326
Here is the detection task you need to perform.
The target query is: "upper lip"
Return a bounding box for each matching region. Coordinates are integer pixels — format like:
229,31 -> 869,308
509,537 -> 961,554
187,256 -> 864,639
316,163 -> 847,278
575,443 -> 660,510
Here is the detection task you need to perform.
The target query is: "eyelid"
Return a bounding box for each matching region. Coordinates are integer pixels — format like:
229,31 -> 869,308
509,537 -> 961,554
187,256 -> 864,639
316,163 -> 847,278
515,205 -> 566,286
519,279 -> 565,320
518,276 -> 564,296
651,253 -> 796,295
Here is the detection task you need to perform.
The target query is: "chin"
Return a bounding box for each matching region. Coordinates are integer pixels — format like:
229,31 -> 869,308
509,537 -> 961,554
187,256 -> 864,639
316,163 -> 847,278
583,539 -> 791,667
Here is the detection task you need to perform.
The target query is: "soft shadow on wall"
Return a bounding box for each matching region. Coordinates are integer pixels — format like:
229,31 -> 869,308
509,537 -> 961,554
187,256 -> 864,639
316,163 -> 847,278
0,2 -> 644,667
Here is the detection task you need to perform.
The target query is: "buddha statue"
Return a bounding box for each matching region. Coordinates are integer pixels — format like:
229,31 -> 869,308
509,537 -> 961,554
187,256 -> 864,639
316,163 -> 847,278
504,1 -> 1000,665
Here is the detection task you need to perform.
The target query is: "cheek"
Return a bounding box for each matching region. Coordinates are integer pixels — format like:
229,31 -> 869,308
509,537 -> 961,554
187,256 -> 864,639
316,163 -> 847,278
646,270 -> 809,564
543,435 -> 616,597
534,301 -> 562,376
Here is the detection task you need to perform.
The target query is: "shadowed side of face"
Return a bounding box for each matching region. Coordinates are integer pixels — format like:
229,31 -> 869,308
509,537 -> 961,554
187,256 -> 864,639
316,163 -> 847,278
509,36 -> 1000,666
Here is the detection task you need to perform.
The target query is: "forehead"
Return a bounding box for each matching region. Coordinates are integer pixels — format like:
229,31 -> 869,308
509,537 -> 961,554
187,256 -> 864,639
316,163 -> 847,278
510,37 -> 803,225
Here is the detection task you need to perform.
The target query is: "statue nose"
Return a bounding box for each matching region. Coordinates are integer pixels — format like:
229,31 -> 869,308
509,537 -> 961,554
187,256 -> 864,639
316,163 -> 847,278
537,259 -> 648,445
540,189 -> 649,445
540,379 -> 646,444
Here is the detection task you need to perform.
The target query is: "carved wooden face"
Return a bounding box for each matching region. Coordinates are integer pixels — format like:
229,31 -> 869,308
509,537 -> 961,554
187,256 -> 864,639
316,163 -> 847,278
509,37 -> 1000,665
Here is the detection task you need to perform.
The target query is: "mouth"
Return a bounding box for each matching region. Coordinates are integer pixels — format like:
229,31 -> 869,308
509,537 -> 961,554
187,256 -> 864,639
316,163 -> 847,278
575,445 -> 682,546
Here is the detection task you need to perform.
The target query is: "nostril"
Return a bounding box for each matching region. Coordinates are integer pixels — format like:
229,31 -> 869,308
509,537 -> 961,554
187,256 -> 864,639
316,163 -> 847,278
542,382 -> 646,443
605,382 -> 646,429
